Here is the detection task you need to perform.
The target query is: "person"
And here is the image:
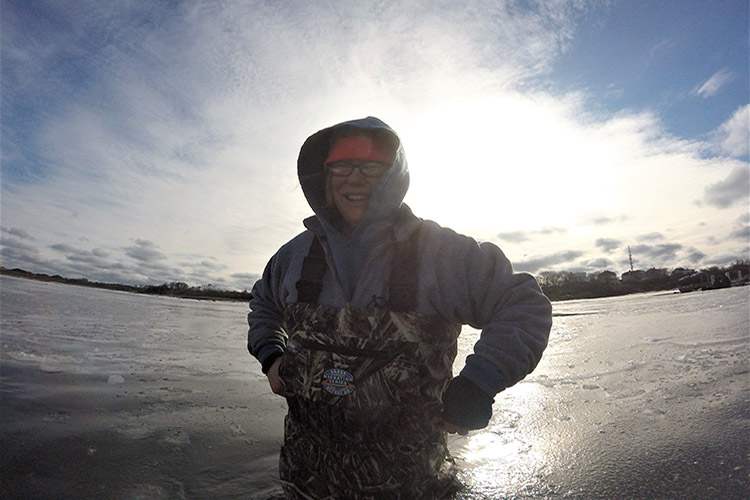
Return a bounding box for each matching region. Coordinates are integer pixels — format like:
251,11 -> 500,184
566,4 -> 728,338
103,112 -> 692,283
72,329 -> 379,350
247,116 -> 552,499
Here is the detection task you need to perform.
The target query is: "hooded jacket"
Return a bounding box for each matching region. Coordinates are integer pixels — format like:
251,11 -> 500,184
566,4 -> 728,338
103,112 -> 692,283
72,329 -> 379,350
247,116 -> 552,399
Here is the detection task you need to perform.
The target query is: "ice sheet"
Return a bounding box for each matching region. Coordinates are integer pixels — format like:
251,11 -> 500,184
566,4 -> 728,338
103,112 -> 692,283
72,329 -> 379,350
2,276 -> 748,499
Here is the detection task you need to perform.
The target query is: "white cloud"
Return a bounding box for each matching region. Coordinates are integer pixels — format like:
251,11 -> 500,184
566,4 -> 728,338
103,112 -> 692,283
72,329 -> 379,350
712,104 -> 750,157
595,238 -> 622,253
638,232 -> 664,242
123,240 -> 167,263
693,68 -> 734,98
515,250 -> 584,273
0,0 -> 594,278
2,1 -> 748,285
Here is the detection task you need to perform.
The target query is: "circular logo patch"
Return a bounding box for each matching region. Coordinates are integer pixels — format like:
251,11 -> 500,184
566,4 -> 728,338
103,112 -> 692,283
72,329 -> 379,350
322,368 -> 355,396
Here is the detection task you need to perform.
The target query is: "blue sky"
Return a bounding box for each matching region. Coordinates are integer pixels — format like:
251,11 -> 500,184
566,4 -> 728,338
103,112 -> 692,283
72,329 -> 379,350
1,0 -> 748,290
550,1 -> 748,138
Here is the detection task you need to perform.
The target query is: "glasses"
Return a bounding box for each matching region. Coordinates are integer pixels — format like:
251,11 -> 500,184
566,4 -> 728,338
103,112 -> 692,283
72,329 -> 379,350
325,161 -> 390,177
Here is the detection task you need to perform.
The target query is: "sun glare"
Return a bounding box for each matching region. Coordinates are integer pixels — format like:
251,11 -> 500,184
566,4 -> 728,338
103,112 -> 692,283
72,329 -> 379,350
401,97 -> 618,239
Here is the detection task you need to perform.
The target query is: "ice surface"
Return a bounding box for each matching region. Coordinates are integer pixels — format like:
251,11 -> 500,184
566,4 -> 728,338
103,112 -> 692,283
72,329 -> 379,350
1,276 -> 748,499
451,288 -> 749,499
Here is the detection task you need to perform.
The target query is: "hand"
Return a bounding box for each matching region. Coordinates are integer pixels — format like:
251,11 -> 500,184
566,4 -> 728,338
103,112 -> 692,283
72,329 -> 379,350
266,357 -> 285,396
441,375 -> 495,431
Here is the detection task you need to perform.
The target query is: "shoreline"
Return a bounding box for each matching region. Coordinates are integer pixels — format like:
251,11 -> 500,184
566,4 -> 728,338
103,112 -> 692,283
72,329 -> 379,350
0,268 -> 252,303
5,266 -> 745,304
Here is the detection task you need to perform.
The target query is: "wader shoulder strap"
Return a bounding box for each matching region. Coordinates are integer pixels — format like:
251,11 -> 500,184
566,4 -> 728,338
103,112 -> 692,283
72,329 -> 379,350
294,224 -> 422,309
387,224 -> 421,312
295,236 -> 326,304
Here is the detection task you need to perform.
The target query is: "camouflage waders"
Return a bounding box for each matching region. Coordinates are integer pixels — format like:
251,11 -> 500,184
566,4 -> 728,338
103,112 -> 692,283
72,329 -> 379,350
277,229 -> 463,499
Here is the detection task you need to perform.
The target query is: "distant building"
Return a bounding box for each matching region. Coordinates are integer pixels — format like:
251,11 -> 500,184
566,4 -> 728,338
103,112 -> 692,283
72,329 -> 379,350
726,269 -> 743,281
678,271 -> 732,292
706,273 -> 731,289
596,270 -> 619,284
644,268 -> 668,280
671,268 -> 696,280
621,270 -> 646,283
568,272 -> 589,282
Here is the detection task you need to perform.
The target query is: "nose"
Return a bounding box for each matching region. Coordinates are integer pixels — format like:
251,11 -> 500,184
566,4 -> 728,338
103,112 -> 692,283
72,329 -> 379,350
346,166 -> 368,182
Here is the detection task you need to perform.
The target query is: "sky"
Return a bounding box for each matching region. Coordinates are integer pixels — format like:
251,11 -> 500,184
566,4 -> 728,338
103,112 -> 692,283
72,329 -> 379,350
1,0 -> 748,291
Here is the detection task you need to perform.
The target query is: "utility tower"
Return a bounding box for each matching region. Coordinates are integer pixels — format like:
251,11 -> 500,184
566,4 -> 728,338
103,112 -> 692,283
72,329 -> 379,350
628,245 -> 634,272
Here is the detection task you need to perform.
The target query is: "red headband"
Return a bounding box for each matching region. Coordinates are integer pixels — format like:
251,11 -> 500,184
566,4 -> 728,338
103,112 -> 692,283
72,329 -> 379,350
325,135 -> 393,165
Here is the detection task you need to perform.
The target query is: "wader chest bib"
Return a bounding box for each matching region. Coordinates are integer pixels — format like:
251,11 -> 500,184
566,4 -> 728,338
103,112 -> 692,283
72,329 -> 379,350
278,229 -> 462,499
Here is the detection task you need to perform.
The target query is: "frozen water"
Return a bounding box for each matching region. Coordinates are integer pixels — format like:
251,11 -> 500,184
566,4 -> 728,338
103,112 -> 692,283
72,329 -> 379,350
452,288 -> 750,499
1,275 -> 749,499
1,276 -> 274,500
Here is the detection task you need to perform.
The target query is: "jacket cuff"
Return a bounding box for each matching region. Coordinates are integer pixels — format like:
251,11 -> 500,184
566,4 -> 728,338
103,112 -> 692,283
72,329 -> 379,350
259,349 -> 284,374
460,354 -> 508,398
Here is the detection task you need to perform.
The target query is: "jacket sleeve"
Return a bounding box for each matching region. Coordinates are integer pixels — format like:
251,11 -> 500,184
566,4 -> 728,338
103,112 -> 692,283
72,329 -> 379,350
247,250 -> 290,373
422,225 -> 552,397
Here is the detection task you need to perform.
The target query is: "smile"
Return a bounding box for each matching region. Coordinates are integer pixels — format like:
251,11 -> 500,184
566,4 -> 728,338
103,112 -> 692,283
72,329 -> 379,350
345,194 -> 369,201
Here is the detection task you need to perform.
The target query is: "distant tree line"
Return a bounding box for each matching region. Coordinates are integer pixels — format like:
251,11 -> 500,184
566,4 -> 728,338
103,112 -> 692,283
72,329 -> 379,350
537,259 -> 749,301
0,267 -> 252,302
4,259 -> 749,303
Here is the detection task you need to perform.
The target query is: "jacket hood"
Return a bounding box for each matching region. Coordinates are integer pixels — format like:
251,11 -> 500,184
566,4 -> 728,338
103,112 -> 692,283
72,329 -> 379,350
298,116 -> 410,238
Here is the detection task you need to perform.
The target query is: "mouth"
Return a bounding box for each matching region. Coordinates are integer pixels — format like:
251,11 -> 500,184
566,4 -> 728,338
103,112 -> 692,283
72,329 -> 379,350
344,194 -> 369,202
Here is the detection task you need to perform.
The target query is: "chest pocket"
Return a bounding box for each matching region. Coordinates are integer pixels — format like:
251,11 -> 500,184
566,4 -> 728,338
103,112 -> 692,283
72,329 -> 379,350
279,305 -> 424,409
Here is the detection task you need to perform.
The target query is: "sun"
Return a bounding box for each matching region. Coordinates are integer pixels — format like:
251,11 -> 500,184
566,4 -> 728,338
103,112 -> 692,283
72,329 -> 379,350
399,96 -> 616,240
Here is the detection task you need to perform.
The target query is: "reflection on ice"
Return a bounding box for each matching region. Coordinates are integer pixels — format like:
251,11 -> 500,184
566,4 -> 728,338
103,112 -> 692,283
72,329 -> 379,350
452,430 -> 546,499
448,381 -> 552,498
460,432 -> 531,463
448,287 -> 749,498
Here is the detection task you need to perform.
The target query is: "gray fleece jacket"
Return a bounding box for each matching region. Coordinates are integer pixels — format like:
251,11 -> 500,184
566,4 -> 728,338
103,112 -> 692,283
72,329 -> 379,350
247,116 -> 552,398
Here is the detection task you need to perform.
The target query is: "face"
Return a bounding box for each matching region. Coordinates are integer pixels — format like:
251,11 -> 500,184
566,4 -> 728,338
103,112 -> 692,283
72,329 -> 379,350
329,165 -> 383,236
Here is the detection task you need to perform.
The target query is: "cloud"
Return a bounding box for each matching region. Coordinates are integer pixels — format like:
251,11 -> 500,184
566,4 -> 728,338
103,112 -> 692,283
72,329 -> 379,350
229,272 -> 260,291
1,227 -> 35,240
730,215 -> 750,242
693,68 -> 734,98
577,213 -> 629,226
496,231 -> 530,243
1,227 -> 252,290
50,243 -> 79,253
703,165 -> 750,208
581,257 -> 614,270
0,234 -> 49,269
594,238 -> 622,253
711,104 -> 749,157
638,232 -> 664,242
538,227 -> 567,235
123,239 -> 167,263
687,250 -> 706,263
514,250 -> 584,273
232,272 -> 260,281
630,243 -> 683,265
50,243 -> 114,269
1,246 -> 44,268
702,252 -> 749,267
181,259 -> 228,282
496,227 -> 567,243
1,1 -> 747,288
195,259 -> 226,271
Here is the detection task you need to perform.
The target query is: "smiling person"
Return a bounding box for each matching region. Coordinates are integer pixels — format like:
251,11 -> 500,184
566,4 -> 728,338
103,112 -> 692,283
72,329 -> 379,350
247,116 -> 552,499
